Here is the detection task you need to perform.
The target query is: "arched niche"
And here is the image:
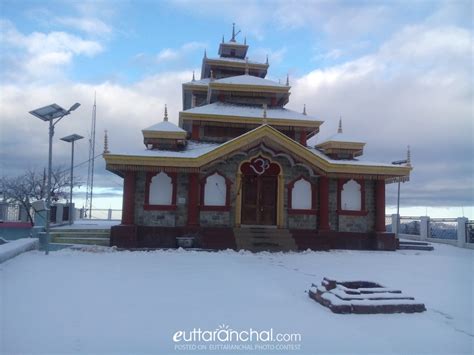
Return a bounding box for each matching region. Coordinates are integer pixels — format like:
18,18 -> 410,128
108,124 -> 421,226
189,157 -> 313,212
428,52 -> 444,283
341,179 -> 361,211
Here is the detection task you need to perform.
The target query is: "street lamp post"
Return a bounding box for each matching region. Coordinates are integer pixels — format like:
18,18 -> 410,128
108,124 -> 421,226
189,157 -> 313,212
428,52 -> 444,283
392,158 -> 408,238
60,134 -> 84,224
29,103 -> 81,254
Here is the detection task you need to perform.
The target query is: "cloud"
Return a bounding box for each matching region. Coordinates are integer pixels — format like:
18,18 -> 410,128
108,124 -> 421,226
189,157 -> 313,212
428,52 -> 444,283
57,17 -> 112,36
155,41 -> 206,63
289,24 -> 473,207
0,20 -> 103,82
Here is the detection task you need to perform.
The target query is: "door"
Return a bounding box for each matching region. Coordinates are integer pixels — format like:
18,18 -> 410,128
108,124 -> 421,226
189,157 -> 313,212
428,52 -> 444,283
241,175 -> 277,225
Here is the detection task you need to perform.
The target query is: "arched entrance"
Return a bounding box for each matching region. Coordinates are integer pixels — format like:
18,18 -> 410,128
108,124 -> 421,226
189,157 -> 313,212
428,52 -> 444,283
236,155 -> 283,226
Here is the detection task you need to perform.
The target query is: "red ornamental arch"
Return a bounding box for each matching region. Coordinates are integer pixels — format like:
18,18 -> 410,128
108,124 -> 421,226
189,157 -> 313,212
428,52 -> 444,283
240,156 -> 280,176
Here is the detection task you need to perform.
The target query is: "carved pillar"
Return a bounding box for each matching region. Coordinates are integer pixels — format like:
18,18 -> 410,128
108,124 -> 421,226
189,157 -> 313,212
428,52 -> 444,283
300,130 -> 307,146
319,176 -> 330,231
375,180 -> 386,232
187,173 -> 200,227
122,171 -> 136,225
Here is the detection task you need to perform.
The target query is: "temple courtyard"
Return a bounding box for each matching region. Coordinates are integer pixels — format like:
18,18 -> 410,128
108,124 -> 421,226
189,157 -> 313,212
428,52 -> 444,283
1,244 -> 472,354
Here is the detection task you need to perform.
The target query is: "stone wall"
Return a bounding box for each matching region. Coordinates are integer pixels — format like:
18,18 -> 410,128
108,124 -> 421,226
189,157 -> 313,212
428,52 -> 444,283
134,172 -> 188,227
200,211 -> 230,227
337,180 -> 376,233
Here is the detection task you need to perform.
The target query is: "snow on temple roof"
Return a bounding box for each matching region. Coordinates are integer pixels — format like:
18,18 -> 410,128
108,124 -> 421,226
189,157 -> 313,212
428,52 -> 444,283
213,74 -> 286,87
317,131 -> 365,145
113,141 -> 221,158
207,56 -> 264,65
143,120 -> 186,133
183,102 -> 317,122
183,78 -> 211,86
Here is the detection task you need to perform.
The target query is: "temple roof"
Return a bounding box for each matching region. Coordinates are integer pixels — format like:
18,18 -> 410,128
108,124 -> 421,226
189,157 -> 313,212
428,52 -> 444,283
212,74 -> 287,88
181,102 -> 320,123
143,120 -> 186,133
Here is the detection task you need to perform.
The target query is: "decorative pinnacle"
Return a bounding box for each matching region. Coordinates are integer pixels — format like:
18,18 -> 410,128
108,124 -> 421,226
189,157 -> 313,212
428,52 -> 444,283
192,70 -> 195,81
337,117 -> 343,134
286,74 -> 289,86
204,49 -> 207,58
407,145 -> 411,166
245,57 -> 249,75
103,130 -> 110,154
262,103 -> 268,124
266,54 -> 269,65
303,104 -> 307,115
222,35 -> 224,43
231,23 -> 236,42
244,36 -> 247,45
164,104 -> 168,122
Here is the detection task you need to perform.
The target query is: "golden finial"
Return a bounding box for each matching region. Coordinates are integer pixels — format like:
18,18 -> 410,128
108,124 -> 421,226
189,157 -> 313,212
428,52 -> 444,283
192,70 -> 195,81
262,103 -> 268,124
103,130 -> 110,154
407,145 -> 411,166
245,57 -> 249,75
303,104 -> 307,115
286,73 -> 289,86
164,104 -> 168,122
337,117 -> 343,134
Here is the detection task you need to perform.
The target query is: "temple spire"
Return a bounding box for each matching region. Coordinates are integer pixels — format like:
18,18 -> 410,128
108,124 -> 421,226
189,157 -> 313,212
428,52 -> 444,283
337,117 -> 343,134
204,49 -> 207,58
222,35 -> 224,43
192,70 -> 195,82
244,36 -> 247,45
265,54 -> 269,65
286,74 -> 289,86
103,130 -> 110,154
303,104 -> 307,115
164,104 -> 168,122
231,23 -> 236,42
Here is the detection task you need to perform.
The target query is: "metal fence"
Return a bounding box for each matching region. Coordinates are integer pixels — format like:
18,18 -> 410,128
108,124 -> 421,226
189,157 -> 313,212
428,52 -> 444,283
79,208 -> 122,221
399,216 -> 421,236
430,218 -> 457,240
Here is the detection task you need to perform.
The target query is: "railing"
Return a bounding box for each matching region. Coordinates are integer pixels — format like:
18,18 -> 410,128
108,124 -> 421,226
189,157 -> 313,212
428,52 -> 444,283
78,208 -> 122,221
430,218 -> 457,240
399,216 -> 421,236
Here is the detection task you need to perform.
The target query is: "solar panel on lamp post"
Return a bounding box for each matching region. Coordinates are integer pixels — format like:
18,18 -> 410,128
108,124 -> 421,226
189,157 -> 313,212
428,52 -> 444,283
29,103 -> 81,255
391,159 -> 408,238
60,134 -> 84,225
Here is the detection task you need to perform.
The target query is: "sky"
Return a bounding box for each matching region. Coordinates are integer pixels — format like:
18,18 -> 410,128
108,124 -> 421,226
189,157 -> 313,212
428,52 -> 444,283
0,0 -> 473,218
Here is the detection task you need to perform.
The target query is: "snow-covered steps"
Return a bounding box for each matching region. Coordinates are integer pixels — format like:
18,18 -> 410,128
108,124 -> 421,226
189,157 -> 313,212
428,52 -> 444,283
234,227 -> 297,252
50,228 -> 110,247
309,277 -> 426,314
398,240 -> 434,251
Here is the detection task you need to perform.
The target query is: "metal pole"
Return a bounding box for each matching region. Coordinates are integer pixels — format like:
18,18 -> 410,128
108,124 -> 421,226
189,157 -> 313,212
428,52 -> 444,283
69,140 -> 74,224
46,119 -> 54,255
396,179 -> 401,238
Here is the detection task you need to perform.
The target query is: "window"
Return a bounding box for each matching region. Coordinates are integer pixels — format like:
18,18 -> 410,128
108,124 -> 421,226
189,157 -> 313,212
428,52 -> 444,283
341,179 -> 361,211
204,173 -> 226,206
292,178 -> 312,209
145,172 -> 177,210
287,176 -> 316,214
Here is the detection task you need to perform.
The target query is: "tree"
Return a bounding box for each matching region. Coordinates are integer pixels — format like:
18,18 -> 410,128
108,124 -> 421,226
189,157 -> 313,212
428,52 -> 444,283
0,166 -> 82,224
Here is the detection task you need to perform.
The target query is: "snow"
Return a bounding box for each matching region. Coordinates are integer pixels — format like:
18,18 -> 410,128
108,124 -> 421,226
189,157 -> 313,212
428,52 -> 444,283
183,101 -> 319,122
112,140 -> 221,158
143,120 -> 186,133
183,78 -> 211,86
0,238 -> 38,263
213,74 -> 287,88
53,220 -> 120,230
207,56 -> 263,65
1,244 -> 472,354
318,131 -> 365,145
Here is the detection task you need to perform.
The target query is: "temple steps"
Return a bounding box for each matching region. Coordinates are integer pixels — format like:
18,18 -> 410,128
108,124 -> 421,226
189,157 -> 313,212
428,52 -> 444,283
234,227 -> 297,252
50,228 -> 110,247
398,240 -> 434,251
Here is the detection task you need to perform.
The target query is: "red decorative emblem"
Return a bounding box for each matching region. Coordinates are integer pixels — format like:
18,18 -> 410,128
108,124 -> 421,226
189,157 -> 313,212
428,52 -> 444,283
241,156 -> 281,176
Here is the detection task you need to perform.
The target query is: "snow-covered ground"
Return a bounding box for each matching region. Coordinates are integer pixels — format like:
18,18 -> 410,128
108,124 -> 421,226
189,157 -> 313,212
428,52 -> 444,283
1,244 -> 472,354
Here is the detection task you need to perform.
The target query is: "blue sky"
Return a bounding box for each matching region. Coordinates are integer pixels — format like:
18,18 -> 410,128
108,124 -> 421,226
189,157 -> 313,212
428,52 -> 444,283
0,0 -> 473,217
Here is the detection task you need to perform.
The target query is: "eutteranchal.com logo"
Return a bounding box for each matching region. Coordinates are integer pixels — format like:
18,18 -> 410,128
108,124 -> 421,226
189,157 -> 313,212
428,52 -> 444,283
173,324 -> 302,352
